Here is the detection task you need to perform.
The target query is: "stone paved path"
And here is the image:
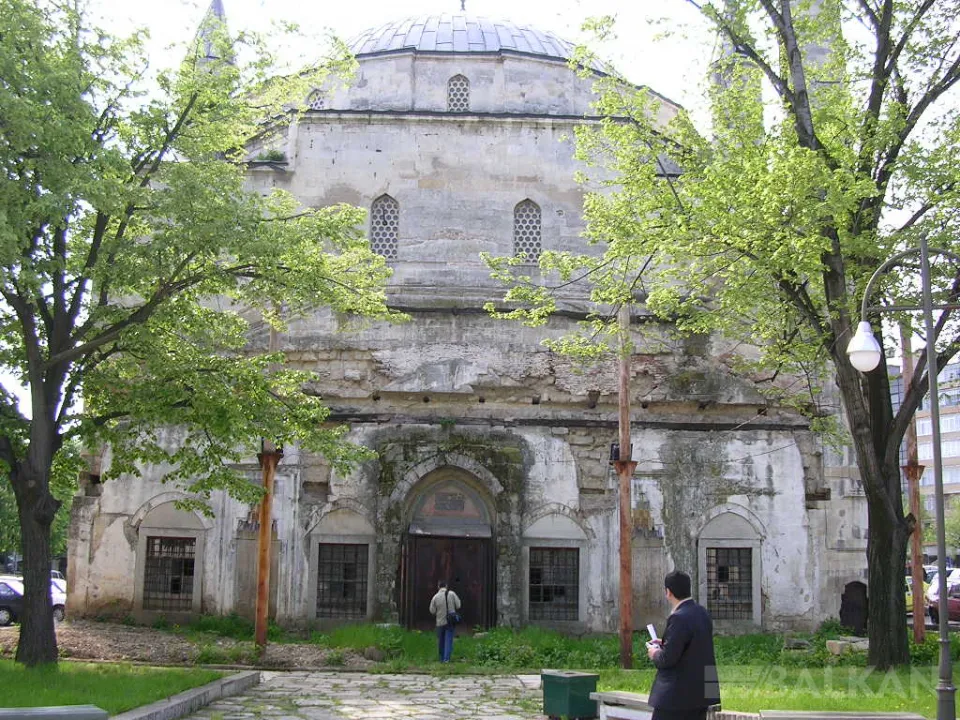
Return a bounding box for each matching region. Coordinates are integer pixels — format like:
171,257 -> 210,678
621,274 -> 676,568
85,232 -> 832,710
185,671 -> 548,720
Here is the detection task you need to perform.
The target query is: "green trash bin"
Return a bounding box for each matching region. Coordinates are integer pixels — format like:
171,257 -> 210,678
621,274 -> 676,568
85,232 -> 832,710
541,669 -> 599,720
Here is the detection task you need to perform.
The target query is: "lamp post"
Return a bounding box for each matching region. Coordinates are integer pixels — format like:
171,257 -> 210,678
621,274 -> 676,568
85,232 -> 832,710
846,236 -> 960,720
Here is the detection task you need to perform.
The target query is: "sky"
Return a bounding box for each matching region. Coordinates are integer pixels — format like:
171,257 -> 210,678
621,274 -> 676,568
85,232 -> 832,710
2,0 -> 722,415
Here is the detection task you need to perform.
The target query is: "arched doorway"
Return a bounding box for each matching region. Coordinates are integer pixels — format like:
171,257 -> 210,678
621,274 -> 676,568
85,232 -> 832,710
399,471 -> 496,630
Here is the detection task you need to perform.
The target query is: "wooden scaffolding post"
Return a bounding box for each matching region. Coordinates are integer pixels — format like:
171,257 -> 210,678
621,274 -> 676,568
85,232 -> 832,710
614,303 -> 637,668
256,320 -> 283,653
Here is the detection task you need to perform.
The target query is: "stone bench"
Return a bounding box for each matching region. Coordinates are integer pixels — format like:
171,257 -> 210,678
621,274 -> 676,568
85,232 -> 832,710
0,707 -> 107,720
590,692 -> 738,720
590,691 -> 654,719
759,713 -> 926,720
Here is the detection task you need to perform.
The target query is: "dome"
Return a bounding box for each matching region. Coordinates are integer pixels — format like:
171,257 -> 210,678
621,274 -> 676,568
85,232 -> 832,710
349,14 -> 605,72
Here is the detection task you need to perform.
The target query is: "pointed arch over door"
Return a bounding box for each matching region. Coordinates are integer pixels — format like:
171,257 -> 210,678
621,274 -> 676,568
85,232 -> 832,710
399,471 -> 496,630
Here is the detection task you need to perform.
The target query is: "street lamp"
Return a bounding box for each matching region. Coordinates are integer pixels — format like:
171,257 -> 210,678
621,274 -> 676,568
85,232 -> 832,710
846,236 -> 960,720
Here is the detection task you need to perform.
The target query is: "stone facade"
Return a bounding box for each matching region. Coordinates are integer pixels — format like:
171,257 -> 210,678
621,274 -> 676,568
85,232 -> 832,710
68,13 -> 868,634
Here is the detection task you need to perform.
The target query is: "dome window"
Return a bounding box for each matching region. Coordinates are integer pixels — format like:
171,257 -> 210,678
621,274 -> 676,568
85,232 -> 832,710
513,199 -> 541,262
447,75 -> 470,113
307,90 -> 325,110
370,194 -> 399,259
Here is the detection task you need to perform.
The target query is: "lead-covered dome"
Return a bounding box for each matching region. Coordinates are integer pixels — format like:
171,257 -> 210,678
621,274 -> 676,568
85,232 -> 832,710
349,14 -> 605,72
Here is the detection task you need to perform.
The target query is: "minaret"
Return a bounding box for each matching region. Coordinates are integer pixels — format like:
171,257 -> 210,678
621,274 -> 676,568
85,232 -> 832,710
197,0 -> 228,64
708,0 -> 763,140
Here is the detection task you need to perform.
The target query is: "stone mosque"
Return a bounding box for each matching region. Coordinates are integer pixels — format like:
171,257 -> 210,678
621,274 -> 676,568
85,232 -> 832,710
68,8 -> 868,633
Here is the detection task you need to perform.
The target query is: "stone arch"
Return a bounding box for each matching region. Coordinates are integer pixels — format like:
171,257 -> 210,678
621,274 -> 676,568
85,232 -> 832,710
306,497 -> 372,536
131,494 -> 208,618
387,452 -> 504,512
129,492 -> 213,531
306,499 -> 376,623
523,503 -> 595,541
696,503 -> 764,628
697,502 -> 766,540
521,503 -> 591,625
404,466 -> 495,534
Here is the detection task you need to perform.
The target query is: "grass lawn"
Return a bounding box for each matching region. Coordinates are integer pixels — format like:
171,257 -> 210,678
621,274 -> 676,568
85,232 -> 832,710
598,666 -> 953,719
0,660 -> 224,714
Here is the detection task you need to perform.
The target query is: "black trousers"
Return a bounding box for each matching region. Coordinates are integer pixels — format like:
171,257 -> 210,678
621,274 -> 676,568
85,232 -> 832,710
652,708 -> 708,720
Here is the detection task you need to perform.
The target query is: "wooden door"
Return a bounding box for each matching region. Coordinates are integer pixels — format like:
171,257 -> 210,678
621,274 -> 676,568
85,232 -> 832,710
403,535 -> 494,630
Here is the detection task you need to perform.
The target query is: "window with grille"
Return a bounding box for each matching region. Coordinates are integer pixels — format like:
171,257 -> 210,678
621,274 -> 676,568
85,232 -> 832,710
316,543 -> 369,619
705,547 -> 752,620
513,199 -> 541,262
370,195 -> 399,259
529,547 -> 579,621
447,74 -> 470,112
143,536 -> 195,611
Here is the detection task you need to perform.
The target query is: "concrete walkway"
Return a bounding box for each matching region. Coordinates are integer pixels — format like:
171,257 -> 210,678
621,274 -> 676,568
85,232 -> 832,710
184,671 -> 548,720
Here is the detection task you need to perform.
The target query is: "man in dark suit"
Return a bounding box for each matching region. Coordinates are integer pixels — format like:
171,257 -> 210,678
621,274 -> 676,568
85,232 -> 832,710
646,570 -> 721,720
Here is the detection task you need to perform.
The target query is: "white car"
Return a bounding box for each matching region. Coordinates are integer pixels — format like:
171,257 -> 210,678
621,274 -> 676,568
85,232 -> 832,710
926,569 -> 960,603
0,575 -> 66,623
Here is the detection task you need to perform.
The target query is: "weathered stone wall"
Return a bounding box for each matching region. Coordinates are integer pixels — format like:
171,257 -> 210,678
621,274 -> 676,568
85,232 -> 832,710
68,39 -> 868,633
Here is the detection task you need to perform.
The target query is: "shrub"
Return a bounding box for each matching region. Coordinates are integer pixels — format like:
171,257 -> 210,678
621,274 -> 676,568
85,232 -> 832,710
325,649 -> 346,666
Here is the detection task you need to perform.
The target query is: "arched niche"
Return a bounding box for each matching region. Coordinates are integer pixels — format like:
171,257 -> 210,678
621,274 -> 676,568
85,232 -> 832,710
523,512 -> 587,542
521,510 -> 589,627
700,511 -> 759,541
697,509 -> 763,628
140,502 -> 206,531
316,508 -> 375,536
406,469 -> 493,538
133,500 -> 206,618
308,505 -> 376,622
400,468 -> 497,630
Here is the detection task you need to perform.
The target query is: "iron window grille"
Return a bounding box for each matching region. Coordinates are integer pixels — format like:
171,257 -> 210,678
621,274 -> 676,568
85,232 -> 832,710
513,199 -> 542,262
316,543 -> 369,619
447,74 -> 470,112
705,547 -> 753,620
370,195 -> 399,259
529,547 -> 579,621
143,536 -> 195,611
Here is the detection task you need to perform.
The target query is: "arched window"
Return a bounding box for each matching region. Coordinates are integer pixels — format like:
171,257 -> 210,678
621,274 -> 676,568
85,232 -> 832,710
447,75 -> 470,112
370,195 -> 399,259
513,199 -> 541,262
306,90 -> 325,110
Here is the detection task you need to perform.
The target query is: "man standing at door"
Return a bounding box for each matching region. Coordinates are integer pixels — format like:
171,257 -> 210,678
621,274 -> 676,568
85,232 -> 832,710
429,580 -> 461,663
646,570 -> 720,720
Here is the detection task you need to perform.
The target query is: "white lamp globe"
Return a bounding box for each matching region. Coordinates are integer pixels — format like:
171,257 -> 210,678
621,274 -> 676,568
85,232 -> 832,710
846,321 -> 883,372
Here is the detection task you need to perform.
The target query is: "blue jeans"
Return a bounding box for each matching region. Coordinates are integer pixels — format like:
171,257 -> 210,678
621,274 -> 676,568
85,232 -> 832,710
436,623 -> 455,662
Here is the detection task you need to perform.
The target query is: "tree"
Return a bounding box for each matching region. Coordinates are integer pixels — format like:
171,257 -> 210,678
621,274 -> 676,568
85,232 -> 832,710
487,0 -> 960,668
0,0 -> 399,665
0,442 -> 80,559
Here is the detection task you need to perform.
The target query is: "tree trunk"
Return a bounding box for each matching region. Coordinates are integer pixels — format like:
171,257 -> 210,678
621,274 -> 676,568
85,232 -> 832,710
13,468 -> 59,666
865,490 -> 910,668
833,347 -> 910,668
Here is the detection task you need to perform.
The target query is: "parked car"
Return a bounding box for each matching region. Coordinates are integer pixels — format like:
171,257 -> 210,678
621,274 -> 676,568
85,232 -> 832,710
926,569 -> 960,601
0,576 -> 66,625
928,583 -> 960,623
906,576 -> 930,609
0,580 -> 24,626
